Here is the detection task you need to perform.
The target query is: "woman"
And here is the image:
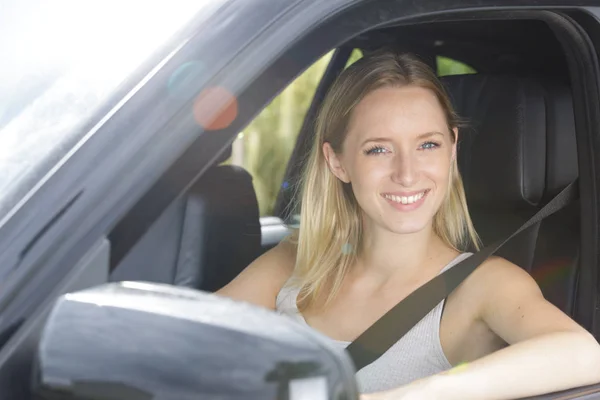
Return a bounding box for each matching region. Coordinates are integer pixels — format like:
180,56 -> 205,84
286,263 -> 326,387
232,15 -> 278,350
217,50 -> 600,399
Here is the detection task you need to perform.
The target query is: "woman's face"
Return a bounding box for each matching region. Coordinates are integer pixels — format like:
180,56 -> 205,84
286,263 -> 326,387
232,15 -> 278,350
324,85 -> 457,235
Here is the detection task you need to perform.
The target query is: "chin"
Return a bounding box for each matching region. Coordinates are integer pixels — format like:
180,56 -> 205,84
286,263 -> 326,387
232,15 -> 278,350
385,219 -> 431,235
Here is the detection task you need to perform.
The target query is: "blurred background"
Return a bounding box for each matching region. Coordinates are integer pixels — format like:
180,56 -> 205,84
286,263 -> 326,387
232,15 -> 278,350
225,50 -> 475,218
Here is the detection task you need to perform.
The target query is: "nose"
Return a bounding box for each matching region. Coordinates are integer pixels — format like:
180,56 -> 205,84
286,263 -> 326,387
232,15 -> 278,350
391,152 -> 419,187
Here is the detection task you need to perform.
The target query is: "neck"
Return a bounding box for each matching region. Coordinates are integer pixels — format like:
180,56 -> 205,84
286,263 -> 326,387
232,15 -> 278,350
355,219 -> 455,283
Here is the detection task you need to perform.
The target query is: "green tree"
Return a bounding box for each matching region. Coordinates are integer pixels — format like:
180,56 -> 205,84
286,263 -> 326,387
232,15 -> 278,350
241,51 -> 334,215
437,56 -> 476,76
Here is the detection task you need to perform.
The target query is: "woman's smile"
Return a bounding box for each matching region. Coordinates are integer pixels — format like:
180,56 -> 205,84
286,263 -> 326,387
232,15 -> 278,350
381,189 -> 430,211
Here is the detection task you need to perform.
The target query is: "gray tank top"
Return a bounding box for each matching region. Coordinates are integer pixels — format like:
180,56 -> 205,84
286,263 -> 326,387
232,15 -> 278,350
275,252 -> 472,393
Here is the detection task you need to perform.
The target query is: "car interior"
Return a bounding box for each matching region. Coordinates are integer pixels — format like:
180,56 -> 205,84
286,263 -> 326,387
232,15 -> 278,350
108,17 -> 582,324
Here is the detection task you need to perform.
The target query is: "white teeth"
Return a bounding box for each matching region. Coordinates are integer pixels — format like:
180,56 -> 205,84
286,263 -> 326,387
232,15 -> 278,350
384,191 -> 426,205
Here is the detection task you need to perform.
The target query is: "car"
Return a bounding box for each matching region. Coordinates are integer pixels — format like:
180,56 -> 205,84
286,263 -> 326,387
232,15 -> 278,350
1,0 -> 600,398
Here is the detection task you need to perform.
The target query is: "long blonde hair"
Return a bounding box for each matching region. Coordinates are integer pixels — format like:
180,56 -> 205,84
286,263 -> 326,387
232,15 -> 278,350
290,50 -> 480,311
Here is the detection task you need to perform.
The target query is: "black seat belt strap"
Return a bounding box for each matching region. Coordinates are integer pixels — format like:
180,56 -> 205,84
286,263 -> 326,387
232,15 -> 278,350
346,180 -> 579,372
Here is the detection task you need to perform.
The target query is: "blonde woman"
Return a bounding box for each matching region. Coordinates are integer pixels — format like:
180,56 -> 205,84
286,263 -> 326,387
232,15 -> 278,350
217,50 -> 600,399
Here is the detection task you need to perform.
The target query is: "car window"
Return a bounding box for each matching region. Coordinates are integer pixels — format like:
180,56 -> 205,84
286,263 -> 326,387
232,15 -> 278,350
346,48 -> 365,67
0,0 -> 215,224
226,49 -> 364,217
437,56 -> 477,76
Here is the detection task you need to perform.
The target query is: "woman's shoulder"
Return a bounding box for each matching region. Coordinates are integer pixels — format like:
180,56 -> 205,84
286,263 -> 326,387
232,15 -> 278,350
215,238 -> 297,310
454,255 -> 543,313
465,255 -> 537,288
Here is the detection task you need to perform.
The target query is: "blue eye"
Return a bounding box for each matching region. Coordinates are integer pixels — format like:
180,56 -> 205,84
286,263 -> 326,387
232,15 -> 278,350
364,146 -> 388,155
421,141 -> 440,150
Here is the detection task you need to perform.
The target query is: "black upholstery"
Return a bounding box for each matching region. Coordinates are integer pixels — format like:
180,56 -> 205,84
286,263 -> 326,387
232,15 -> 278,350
174,165 -> 262,291
110,146 -> 262,292
531,83 -> 579,313
543,84 -> 579,199
442,74 -> 579,314
444,75 -> 547,210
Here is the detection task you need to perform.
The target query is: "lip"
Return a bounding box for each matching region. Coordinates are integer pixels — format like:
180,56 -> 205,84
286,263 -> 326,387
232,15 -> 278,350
381,189 -> 430,212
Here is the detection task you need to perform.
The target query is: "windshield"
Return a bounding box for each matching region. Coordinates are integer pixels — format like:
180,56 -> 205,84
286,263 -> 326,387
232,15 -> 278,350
0,0 -> 218,222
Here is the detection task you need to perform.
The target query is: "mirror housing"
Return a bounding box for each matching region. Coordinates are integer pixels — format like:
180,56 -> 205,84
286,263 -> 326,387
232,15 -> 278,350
31,282 -> 358,400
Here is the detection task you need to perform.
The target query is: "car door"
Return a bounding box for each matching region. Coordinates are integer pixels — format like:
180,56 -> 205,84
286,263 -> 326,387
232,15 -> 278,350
0,0 -> 307,397
1,1 -> 600,399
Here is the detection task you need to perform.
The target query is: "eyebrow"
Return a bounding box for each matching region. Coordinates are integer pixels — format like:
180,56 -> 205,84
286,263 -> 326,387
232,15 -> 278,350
418,131 -> 445,139
360,131 -> 445,146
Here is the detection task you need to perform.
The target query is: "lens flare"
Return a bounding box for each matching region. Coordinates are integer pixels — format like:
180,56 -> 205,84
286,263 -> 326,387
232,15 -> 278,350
531,258 -> 571,287
448,361 -> 469,374
342,243 -> 353,255
168,61 -> 205,99
193,86 -> 238,131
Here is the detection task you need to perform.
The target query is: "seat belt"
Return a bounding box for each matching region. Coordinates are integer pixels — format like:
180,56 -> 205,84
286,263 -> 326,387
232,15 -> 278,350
346,180 -> 579,372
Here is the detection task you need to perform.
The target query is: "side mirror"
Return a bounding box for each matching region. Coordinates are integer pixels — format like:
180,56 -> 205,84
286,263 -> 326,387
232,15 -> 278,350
31,282 -> 358,400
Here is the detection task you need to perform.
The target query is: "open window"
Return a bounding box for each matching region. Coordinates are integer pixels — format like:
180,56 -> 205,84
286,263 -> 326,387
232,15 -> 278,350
225,51 -> 335,217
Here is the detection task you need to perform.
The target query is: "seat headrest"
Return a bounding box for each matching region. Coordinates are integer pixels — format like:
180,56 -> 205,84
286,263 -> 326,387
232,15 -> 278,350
441,74 -> 577,210
543,84 -> 578,200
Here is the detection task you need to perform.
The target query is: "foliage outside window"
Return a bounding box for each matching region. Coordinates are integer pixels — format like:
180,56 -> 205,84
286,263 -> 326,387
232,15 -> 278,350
437,56 -> 476,76
345,48 -> 364,68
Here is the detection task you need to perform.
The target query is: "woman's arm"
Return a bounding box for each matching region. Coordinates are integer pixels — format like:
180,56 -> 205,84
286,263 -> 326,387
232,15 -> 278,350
362,258 -> 600,400
431,330 -> 600,399
215,239 -> 296,310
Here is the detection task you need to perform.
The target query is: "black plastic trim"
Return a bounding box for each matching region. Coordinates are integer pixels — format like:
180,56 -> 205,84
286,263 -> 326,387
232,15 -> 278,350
538,10 -> 600,337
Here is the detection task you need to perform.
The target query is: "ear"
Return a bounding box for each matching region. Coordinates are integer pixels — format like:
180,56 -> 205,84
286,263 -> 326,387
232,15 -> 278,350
451,127 -> 459,162
323,142 -> 350,183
